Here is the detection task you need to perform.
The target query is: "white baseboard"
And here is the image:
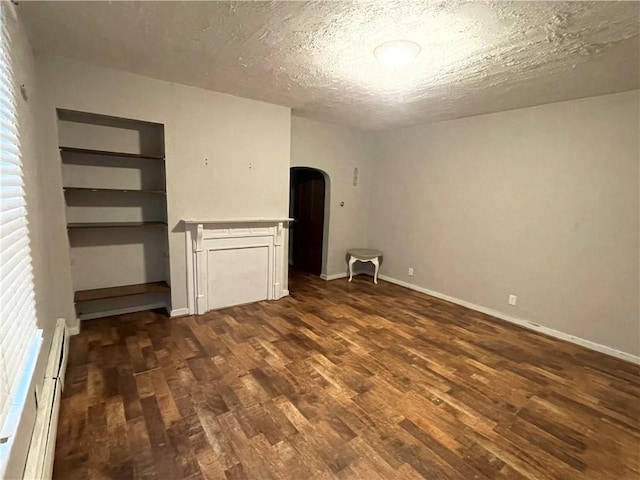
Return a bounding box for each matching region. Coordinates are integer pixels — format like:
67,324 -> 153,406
170,308 -> 190,318
283,289 -> 290,297
67,320 -> 80,336
378,275 -> 640,365
320,272 -> 348,281
320,270 -> 370,281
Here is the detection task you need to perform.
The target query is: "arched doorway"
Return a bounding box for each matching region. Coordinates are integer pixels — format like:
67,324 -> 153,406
289,167 -> 329,275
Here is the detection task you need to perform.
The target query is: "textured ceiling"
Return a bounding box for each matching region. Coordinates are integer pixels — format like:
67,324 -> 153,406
19,1 -> 640,130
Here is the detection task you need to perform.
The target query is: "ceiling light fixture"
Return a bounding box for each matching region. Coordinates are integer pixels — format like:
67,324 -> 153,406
374,40 -> 421,70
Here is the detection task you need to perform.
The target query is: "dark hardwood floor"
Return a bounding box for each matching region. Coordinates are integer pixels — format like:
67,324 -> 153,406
54,271 -> 640,479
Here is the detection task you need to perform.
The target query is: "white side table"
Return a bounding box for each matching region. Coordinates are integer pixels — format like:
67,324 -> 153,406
347,248 -> 383,284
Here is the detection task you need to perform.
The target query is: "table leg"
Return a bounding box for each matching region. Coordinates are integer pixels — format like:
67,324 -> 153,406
372,257 -> 379,284
348,255 -> 357,282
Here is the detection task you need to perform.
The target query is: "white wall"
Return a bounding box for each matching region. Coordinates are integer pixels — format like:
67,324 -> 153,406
290,116 -> 372,277
3,8 -> 61,477
369,90 -> 640,357
9,12 -> 57,332
37,55 -> 292,316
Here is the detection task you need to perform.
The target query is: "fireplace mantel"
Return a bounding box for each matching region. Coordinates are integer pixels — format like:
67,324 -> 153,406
184,218 -> 292,314
184,218 -> 294,225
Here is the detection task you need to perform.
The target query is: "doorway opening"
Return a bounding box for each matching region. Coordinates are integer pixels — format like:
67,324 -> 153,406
289,167 -> 329,277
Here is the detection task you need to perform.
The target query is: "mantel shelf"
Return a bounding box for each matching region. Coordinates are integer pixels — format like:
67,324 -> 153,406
60,146 -> 164,160
64,187 -> 166,195
183,218 -> 293,225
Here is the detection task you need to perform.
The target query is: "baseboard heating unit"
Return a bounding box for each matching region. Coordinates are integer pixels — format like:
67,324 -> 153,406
23,318 -> 69,479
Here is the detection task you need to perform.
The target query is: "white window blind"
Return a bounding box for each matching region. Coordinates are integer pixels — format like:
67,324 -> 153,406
0,1 -> 39,446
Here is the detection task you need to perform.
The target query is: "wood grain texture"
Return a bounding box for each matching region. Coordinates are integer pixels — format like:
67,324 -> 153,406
54,271 -> 640,479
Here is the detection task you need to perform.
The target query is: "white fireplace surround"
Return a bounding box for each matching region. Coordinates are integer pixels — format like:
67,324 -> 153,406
184,218 -> 292,314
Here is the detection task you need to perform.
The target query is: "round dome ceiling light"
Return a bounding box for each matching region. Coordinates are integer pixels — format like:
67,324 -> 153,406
374,39 -> 422,70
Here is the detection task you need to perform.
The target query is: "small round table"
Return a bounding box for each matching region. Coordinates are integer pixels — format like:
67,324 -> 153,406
347,248 -> 383,284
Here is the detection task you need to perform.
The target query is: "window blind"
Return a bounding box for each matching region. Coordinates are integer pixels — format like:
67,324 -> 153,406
0,2 -> 38,442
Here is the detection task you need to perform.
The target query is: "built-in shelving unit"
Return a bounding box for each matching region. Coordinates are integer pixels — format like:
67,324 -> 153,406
59,108 -> 170,320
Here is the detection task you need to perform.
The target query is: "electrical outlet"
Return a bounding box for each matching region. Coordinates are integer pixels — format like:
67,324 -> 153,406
408,268 -> 414,276
508,294 -> 517,306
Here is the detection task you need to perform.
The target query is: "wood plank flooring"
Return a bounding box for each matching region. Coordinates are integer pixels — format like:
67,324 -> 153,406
54,271 -> 640,479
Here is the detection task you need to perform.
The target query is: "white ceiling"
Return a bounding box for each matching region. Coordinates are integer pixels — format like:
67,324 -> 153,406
19,1 -> 640,131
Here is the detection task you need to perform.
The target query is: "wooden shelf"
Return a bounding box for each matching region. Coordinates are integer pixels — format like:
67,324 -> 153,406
75,282 -> 170,320
60,146 -> 164,161
75,281 -> 170,303
67,221 -> 167,230
64,187 -> 166,195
